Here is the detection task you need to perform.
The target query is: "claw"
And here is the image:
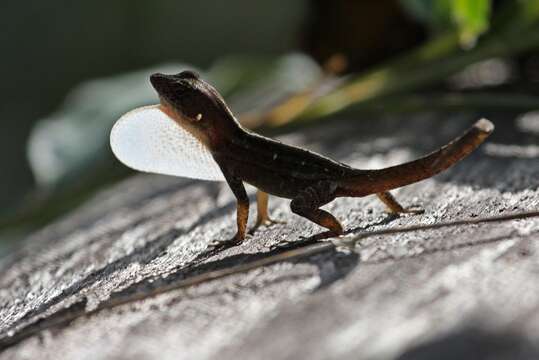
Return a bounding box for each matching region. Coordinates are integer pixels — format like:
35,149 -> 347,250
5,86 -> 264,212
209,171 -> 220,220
401,205 -> 425,215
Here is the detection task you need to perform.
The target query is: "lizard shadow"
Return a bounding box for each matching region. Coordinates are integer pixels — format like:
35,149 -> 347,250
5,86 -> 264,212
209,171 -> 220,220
121,241 -> 356,299
133,212 -> 401,296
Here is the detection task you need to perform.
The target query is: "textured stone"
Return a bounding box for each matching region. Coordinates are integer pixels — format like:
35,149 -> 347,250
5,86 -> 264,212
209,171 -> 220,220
0,112 -> 538,360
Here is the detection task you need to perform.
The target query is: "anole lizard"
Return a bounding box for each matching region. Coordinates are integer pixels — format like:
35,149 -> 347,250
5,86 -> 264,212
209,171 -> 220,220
111,70 -> 494,249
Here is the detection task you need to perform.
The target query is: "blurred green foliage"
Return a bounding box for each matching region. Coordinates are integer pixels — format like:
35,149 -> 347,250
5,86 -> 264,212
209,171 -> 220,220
401,0 -> 491,46
452,0 -> 491,46
0,0 -> 308,216
301,0 -> 538,119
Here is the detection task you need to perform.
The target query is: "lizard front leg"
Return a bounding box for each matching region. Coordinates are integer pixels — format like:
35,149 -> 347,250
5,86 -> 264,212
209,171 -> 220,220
290,181 -> 344,235
210,171 -> 249,250
376,191 -> 424,215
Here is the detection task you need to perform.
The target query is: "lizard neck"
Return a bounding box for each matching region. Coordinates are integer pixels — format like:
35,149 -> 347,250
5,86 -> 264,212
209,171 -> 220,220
207,111 -> 247,149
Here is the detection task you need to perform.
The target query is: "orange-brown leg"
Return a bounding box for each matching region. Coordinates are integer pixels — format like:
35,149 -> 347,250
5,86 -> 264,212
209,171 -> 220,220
249,190 -> 285,234
209,173 -> 249,250
376,191 -> 424,215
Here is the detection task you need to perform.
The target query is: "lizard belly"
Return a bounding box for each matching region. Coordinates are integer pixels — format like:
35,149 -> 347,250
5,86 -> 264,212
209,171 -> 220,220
236,166 -> 315,199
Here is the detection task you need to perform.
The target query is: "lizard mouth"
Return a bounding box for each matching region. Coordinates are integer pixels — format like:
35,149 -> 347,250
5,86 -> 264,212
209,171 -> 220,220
150,73 -> 186,96
150,73 -> 193,113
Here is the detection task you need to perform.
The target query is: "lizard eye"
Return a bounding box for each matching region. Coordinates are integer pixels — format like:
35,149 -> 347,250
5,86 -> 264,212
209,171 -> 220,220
195,113 -> 203,121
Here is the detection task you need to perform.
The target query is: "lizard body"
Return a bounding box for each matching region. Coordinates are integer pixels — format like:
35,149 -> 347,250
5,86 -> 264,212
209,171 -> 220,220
148,70 -> 494,246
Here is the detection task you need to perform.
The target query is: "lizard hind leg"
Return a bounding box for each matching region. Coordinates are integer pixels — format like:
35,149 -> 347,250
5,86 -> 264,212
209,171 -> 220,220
249,190 -> 285,235
290,181 -> 344,235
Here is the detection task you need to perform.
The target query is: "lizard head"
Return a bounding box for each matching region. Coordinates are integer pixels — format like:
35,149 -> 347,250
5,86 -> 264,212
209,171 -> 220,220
150,71 -> 239,145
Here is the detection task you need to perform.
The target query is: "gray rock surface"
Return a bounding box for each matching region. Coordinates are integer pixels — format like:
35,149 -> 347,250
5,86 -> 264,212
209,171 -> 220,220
1,113 -> 538,360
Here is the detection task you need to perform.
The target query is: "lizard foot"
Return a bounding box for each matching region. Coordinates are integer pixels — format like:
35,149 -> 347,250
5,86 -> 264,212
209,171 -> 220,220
208,233 -> 247,252
248,217 -> 286,235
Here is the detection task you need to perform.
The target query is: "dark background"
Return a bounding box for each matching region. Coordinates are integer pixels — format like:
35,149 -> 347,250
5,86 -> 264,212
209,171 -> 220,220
0,1 -> 307,210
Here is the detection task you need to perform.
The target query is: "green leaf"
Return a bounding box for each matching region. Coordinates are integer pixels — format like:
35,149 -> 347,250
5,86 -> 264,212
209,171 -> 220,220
451,0 -> 491,47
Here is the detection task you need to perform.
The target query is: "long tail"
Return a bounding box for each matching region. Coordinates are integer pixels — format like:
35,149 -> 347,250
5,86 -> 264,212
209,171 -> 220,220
338,119 -> 494,197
